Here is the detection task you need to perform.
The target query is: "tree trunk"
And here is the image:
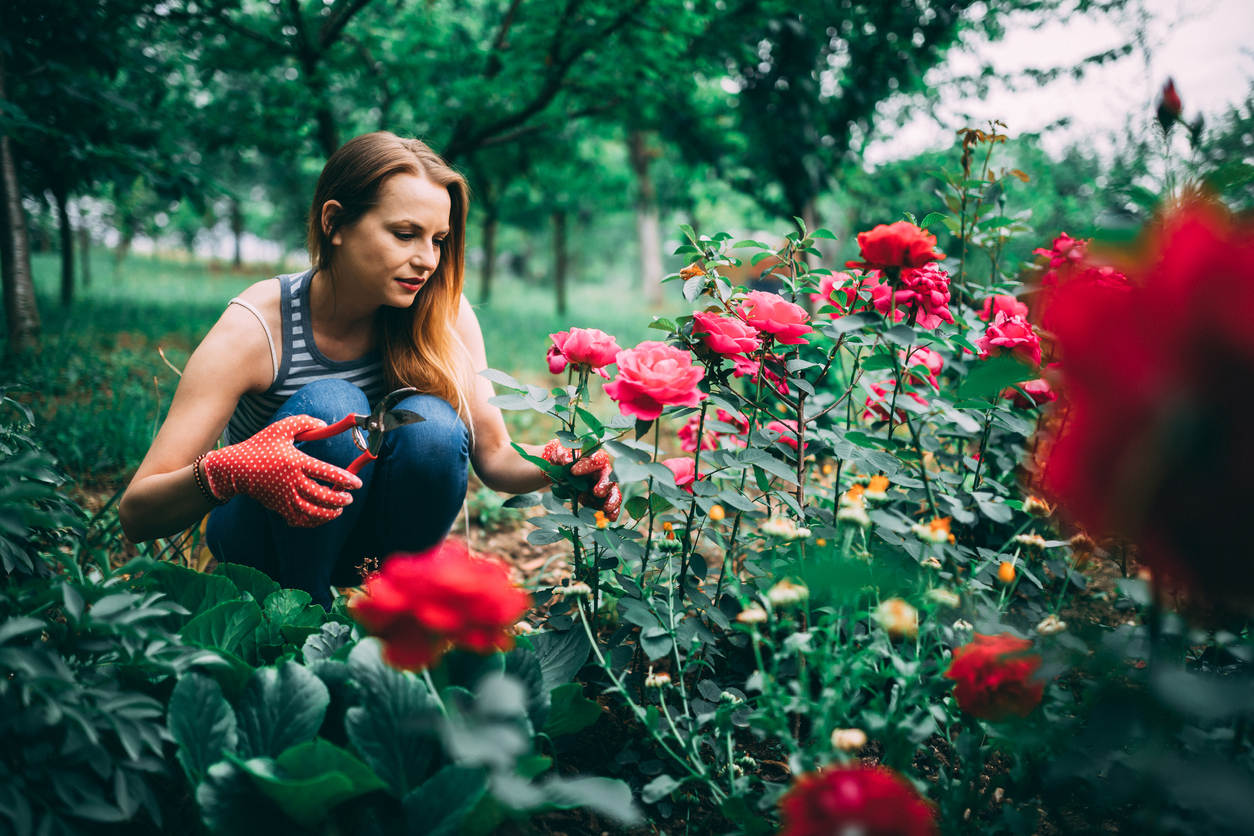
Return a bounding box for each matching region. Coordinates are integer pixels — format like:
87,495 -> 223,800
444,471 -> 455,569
628,131 -> 664,306
0,39 -> 40,352
231,198 -> 244,268
54,189 -> 74,307
480,209 -> 498,304
552,209 -> 568,316
78,208 -> 91,288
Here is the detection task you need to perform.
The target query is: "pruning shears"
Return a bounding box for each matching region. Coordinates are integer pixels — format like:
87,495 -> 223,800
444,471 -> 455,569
294,387 -> 424,474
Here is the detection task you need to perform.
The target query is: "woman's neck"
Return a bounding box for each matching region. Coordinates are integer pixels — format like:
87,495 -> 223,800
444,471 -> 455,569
307,268 -> 379,357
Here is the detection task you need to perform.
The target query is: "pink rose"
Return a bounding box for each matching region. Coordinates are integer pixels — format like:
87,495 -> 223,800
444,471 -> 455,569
902,346 -> 944,390
978,294 -> 1029,322
736,291 -> 813,345
863,381 -> 929,423
976,312 -> 1042,367
765,418 -> 807,452
604,341 -> 706,421
1002,363 -> 1059,409
691,311 -> 761,355
661,457 -> 697,493
871,263 -> 955,330
731,353 -> 789,396
678,414 -> 717,453
548,328 -> 622,379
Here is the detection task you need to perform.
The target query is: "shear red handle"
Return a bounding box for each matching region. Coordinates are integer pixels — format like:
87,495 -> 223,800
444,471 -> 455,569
294,414 -> 377,474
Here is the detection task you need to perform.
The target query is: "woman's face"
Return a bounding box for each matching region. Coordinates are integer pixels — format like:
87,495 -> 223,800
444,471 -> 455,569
327,172 -> 452,308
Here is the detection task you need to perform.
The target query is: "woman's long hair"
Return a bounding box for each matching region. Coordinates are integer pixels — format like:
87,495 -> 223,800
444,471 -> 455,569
307,132 -> 473,428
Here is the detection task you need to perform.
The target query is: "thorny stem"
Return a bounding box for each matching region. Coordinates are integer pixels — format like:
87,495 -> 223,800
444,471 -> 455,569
970,407 -> 995,490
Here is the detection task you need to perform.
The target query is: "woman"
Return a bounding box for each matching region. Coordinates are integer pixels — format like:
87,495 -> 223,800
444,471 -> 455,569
119,132 -> 616,608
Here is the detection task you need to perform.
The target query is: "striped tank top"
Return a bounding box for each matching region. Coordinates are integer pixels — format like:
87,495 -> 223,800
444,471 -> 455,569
224,269 -> 389,443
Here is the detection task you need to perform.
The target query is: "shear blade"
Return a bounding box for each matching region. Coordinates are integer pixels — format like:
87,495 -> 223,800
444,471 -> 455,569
382,409 -> 424,432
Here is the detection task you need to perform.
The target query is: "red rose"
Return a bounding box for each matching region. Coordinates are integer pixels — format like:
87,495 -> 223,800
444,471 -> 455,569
737,290 -> 813,345
846,221 -> 944,271
1157,78 -> 1183,132
604,341 -> 707,421
350,540 -> 532,670
778,765 -> 937,836
869,264 -> 954,330
1003,366 -> 1058,409
765,418 -> 807,452
945,632 -> 1044,721
1037,204 -> 1254,603
661,457 -> 697,492
976,312 -> 1041,367
548,328 -> 621,379
978,294 -> 1029,322
692,311 -> 761,355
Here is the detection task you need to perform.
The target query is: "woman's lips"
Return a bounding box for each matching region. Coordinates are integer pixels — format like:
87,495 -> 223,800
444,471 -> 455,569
395,278 -> 424,292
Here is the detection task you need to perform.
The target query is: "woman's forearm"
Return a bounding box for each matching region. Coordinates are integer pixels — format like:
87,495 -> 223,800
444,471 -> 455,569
472,441 -> 551,495
119,466 -> 219,544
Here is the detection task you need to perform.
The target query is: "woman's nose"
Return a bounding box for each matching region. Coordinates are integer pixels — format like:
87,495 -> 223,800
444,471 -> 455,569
411,242 -> 440,273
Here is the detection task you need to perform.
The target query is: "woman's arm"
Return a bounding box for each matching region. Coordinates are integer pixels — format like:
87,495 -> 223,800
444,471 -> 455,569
119,285 -> 279,543
456,296 -> 553,495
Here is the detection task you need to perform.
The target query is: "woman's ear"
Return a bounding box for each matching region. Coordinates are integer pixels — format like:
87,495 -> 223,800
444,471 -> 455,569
321,200 -> 345,246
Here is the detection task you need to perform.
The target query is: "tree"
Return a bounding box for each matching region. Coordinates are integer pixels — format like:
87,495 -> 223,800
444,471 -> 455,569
0,34 -> 39,353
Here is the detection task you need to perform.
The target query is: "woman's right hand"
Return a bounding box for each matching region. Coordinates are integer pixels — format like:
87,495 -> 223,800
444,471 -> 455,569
201,415 -> 363,528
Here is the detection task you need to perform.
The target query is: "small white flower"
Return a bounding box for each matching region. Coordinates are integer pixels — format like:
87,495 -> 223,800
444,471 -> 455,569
1023,496 -> 1052,518
926,588 -> 961,608
645,667 -> 671,689
952,619 -> 974,633
766,579 -> 809,608
873,598 -> 919,640
922,556 -> 943,570
719,691 -> 743,705
557,581 -> 592,599
760,516 -> 812,541
836,503 -> 871,529
831,728 -> 868,752
911,523 -> 950,545
736,605 -> 768,624
1036,614 -> 1068,636
1014,533 -> 1048,550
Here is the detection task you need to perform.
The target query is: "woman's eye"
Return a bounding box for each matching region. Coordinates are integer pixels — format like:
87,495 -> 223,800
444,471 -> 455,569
435,238 -> 447,246
394,233 -> 414,241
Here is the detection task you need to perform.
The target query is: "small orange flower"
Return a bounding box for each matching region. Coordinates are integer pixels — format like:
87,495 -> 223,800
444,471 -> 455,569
998,561 -> 1017,583
679,263 -> 707,280
594,510 -> 609,529
930,517 -> 952,534
708,504 -> 726,522
868,475 -> 890,493
844,484 -> 865,502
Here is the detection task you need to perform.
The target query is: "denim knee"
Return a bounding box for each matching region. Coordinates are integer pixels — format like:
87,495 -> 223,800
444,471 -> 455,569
383,395 -> 469,476
276,379 -> 370,426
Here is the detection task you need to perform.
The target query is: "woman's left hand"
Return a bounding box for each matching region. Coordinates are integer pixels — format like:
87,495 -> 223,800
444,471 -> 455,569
541,440 -> 623,521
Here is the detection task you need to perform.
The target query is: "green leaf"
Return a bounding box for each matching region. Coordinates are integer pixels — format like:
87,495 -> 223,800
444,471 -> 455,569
344,639 -> 440,797
402,765 -> 488,836
639,626 -> 673,661
0,615 -> 45,645
642,774 -> 681,804
575,407 -> 604,436
142,563 -> 237,624
301,622 -> 353,664
542,776 -> 641,825
197,760 -> 301,836
720,796 -> 774,835
960,355 -> 1036,400
528,628 -> 591,690
258,590 -> 324,647
623,495 -> 650,520
181,600 -> 263,655
214,563 -> 279,605
752,456 -> 799,485
236,661 -> 330,759
169,672 -> 238,785
233,754 -> 355,829
478,368 -> 523,391
504,648 -> 551,732
191,646 -> 257,703
647,318 -> 677,332
541,682 -> 603,737
919,212 -> 948,229
810,228 -> 838,240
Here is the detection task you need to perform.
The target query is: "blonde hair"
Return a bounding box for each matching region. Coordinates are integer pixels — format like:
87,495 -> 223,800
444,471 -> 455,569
307,132 -> 473,429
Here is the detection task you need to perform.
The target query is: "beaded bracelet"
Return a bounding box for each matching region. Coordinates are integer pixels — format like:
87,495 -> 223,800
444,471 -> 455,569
193,453 -> 227,507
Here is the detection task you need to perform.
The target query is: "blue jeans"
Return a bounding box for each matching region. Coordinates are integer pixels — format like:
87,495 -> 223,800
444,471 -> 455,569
206,379 -> 469,608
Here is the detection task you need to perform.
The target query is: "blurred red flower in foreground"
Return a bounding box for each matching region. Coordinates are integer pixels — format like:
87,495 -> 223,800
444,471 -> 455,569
778,765 -> 936,836
1037,203 -> 1254,604
945,633 -> 1044,721
350,540 -> 532,670
846,221 -> 945,271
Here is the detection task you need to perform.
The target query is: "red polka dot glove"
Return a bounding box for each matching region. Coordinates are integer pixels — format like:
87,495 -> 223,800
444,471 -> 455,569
201,415 -> 364,528
541,439 -> 622,522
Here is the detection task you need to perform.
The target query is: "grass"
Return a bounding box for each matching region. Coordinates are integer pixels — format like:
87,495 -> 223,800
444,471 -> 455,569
4,249 -> 689,488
